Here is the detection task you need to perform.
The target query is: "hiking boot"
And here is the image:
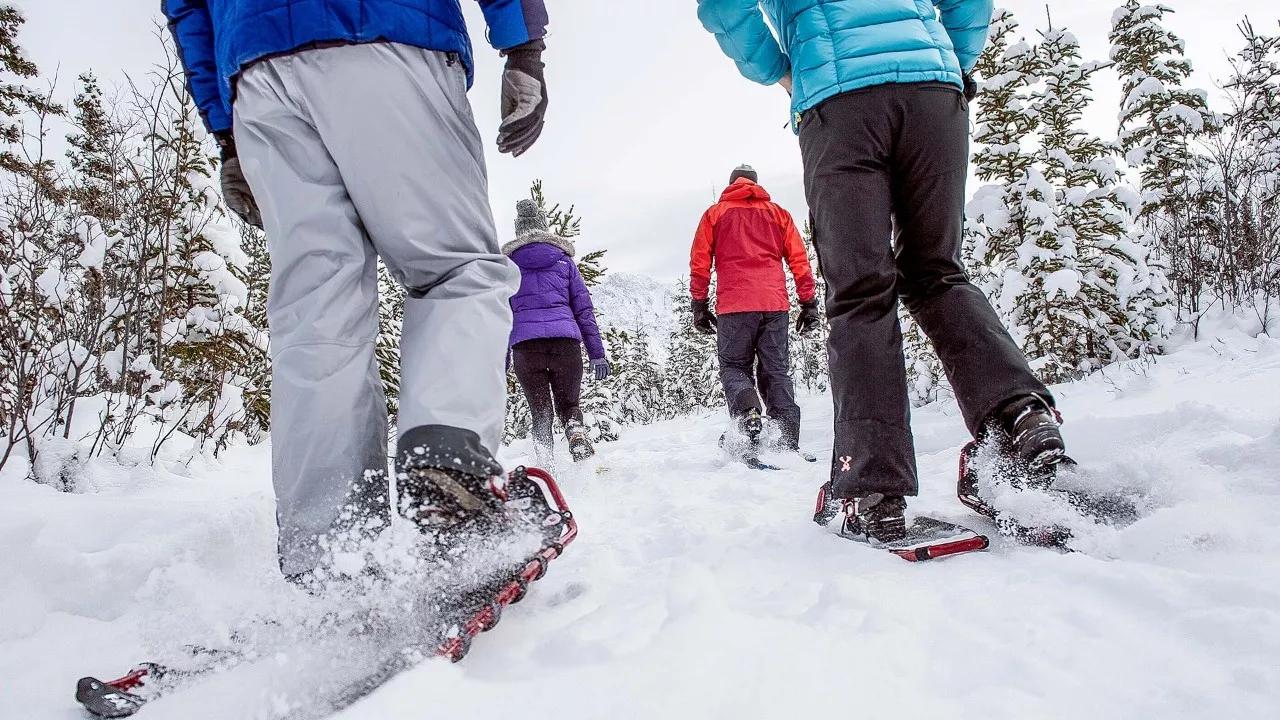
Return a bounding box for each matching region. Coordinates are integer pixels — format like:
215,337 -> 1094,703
396,425 -> 505,530
739,408 -> 763,444
997,395 -> 1066,469
813,482 -> 907,543
565,420 -> 595,462
844,493 -> 908,543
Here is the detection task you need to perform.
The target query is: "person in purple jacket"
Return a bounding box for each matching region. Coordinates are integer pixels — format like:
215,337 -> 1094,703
505,199 -> 610,462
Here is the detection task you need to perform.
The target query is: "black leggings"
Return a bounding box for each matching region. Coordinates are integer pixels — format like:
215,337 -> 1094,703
512,338 -> 585,450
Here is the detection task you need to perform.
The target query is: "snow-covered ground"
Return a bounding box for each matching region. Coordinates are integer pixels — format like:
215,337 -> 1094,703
3,329 -> 1280,719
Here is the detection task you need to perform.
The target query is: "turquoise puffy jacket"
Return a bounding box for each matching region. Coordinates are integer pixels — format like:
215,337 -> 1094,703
697,0 -> 993,130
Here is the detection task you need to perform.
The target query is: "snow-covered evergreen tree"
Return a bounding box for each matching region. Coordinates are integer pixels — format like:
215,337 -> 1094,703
970,13 -> 1170,383
966,8 -> 1042,296
662,278 -> 722,415
603,328 -> 664,426
788,225 -> 829,393
1110,1 -> 1220,317
1029,25 -> 1170,379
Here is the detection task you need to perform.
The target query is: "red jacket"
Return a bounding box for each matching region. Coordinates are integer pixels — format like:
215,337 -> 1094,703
690,179 -> 817,314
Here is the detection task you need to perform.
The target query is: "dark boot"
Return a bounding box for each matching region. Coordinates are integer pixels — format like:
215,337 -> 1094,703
739,407 -> 764,444
396,425 -> 505,530
844,493 -> 908,543
814,482 -> 907,543
996,395 -> 1066,469
565,420 -> 595,462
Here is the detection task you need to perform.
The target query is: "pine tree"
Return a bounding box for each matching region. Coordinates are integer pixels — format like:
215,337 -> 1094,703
788,225 -> 830,393
965,8 -> 1043,296
662,278 -> 722,415
604,328 -> 664,425
1110,1 -> 1220,317
0,5 -> 61,179
527,178 -> 608,285
1111,2 -> 1217,208
1030,24 -> 1169,378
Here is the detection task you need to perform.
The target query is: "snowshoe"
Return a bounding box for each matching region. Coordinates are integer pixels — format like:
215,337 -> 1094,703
813,482 -> 989,562
565,421 -> 595,462
720,409 -> 775,469
958,441 -> 1139,548
75,466 -> 578,718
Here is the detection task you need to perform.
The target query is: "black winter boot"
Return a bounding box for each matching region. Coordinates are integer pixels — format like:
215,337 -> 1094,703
813,482 -> 907,543
739,408 -> 764,443
396,425 -> 505,529
844,493 -> 908,543
997,395 -> 1066,469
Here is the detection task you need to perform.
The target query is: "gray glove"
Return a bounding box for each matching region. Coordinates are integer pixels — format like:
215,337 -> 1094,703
215,132 -> 262,229
498,40 -> 548,157
591,358 -> 611,381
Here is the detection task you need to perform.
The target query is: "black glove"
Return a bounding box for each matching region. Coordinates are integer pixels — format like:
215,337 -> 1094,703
795,300 -> 821,335
962,72 -> 978,103
692,299 -> 717,335
215,132 -> 262,229
498,40 -> 548,157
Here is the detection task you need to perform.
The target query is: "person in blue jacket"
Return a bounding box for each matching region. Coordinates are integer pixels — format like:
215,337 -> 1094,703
163,0 -> 551,582
697,1 -> 1065,542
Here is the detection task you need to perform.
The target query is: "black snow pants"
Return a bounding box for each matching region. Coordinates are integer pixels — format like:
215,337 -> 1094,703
798,83 -> 1052,499
717,311 -> 802,450
512,338 -> 585,452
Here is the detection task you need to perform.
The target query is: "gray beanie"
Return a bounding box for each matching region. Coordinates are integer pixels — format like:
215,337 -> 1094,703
515,199 -> 550,237
729,164 -> 758,184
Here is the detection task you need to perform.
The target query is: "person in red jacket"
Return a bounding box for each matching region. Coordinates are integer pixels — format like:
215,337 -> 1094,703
690,165 -> 820,456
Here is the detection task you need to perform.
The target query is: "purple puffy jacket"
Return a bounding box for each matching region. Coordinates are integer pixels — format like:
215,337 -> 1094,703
504,233 -> 606,360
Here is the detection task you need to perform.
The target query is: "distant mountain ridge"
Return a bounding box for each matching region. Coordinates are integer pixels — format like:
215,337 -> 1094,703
592,272 -> 677,346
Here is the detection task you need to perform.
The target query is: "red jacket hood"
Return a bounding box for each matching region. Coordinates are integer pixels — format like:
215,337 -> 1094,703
719,178 -> 771,203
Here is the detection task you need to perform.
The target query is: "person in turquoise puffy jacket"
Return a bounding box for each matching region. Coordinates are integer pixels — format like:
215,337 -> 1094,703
698,0 -> 1066,543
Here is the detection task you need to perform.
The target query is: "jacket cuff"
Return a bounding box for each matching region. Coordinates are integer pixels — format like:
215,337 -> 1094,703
501,38 -> 546,57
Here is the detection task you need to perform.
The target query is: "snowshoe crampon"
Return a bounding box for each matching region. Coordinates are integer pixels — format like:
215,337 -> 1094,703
813,482 -> 989,562
74,466 -> 577,718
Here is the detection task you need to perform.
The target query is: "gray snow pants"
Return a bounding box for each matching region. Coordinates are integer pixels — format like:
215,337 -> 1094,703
717,311 -> 802,449
233,43 -> 519,576
799,83 -> 1052,500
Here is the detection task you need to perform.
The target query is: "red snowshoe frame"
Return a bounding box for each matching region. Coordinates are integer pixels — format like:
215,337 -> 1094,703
438,466 -> 577,660
76,466 -> 577,716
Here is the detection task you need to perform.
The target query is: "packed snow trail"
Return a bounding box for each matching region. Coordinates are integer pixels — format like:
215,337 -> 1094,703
3,332 -> 1280,719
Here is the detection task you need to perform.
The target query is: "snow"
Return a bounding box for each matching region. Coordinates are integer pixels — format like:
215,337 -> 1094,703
590,272 -> 676,344
3,333 -> 1280,719
1044,267 -> 1083,300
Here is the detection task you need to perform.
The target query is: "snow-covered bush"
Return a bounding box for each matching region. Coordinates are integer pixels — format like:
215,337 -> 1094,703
0,10 -> 269,480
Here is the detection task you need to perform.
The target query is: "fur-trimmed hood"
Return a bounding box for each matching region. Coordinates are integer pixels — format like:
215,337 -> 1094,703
502,231 -> 576,258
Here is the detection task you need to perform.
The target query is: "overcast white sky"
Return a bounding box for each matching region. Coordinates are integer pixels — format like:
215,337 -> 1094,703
19,0 -> 1278,281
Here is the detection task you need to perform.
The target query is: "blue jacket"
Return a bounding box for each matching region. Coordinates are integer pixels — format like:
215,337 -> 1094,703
697,0 -> 993,130
504,234 -> 606,361
163,0 -> 549,132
